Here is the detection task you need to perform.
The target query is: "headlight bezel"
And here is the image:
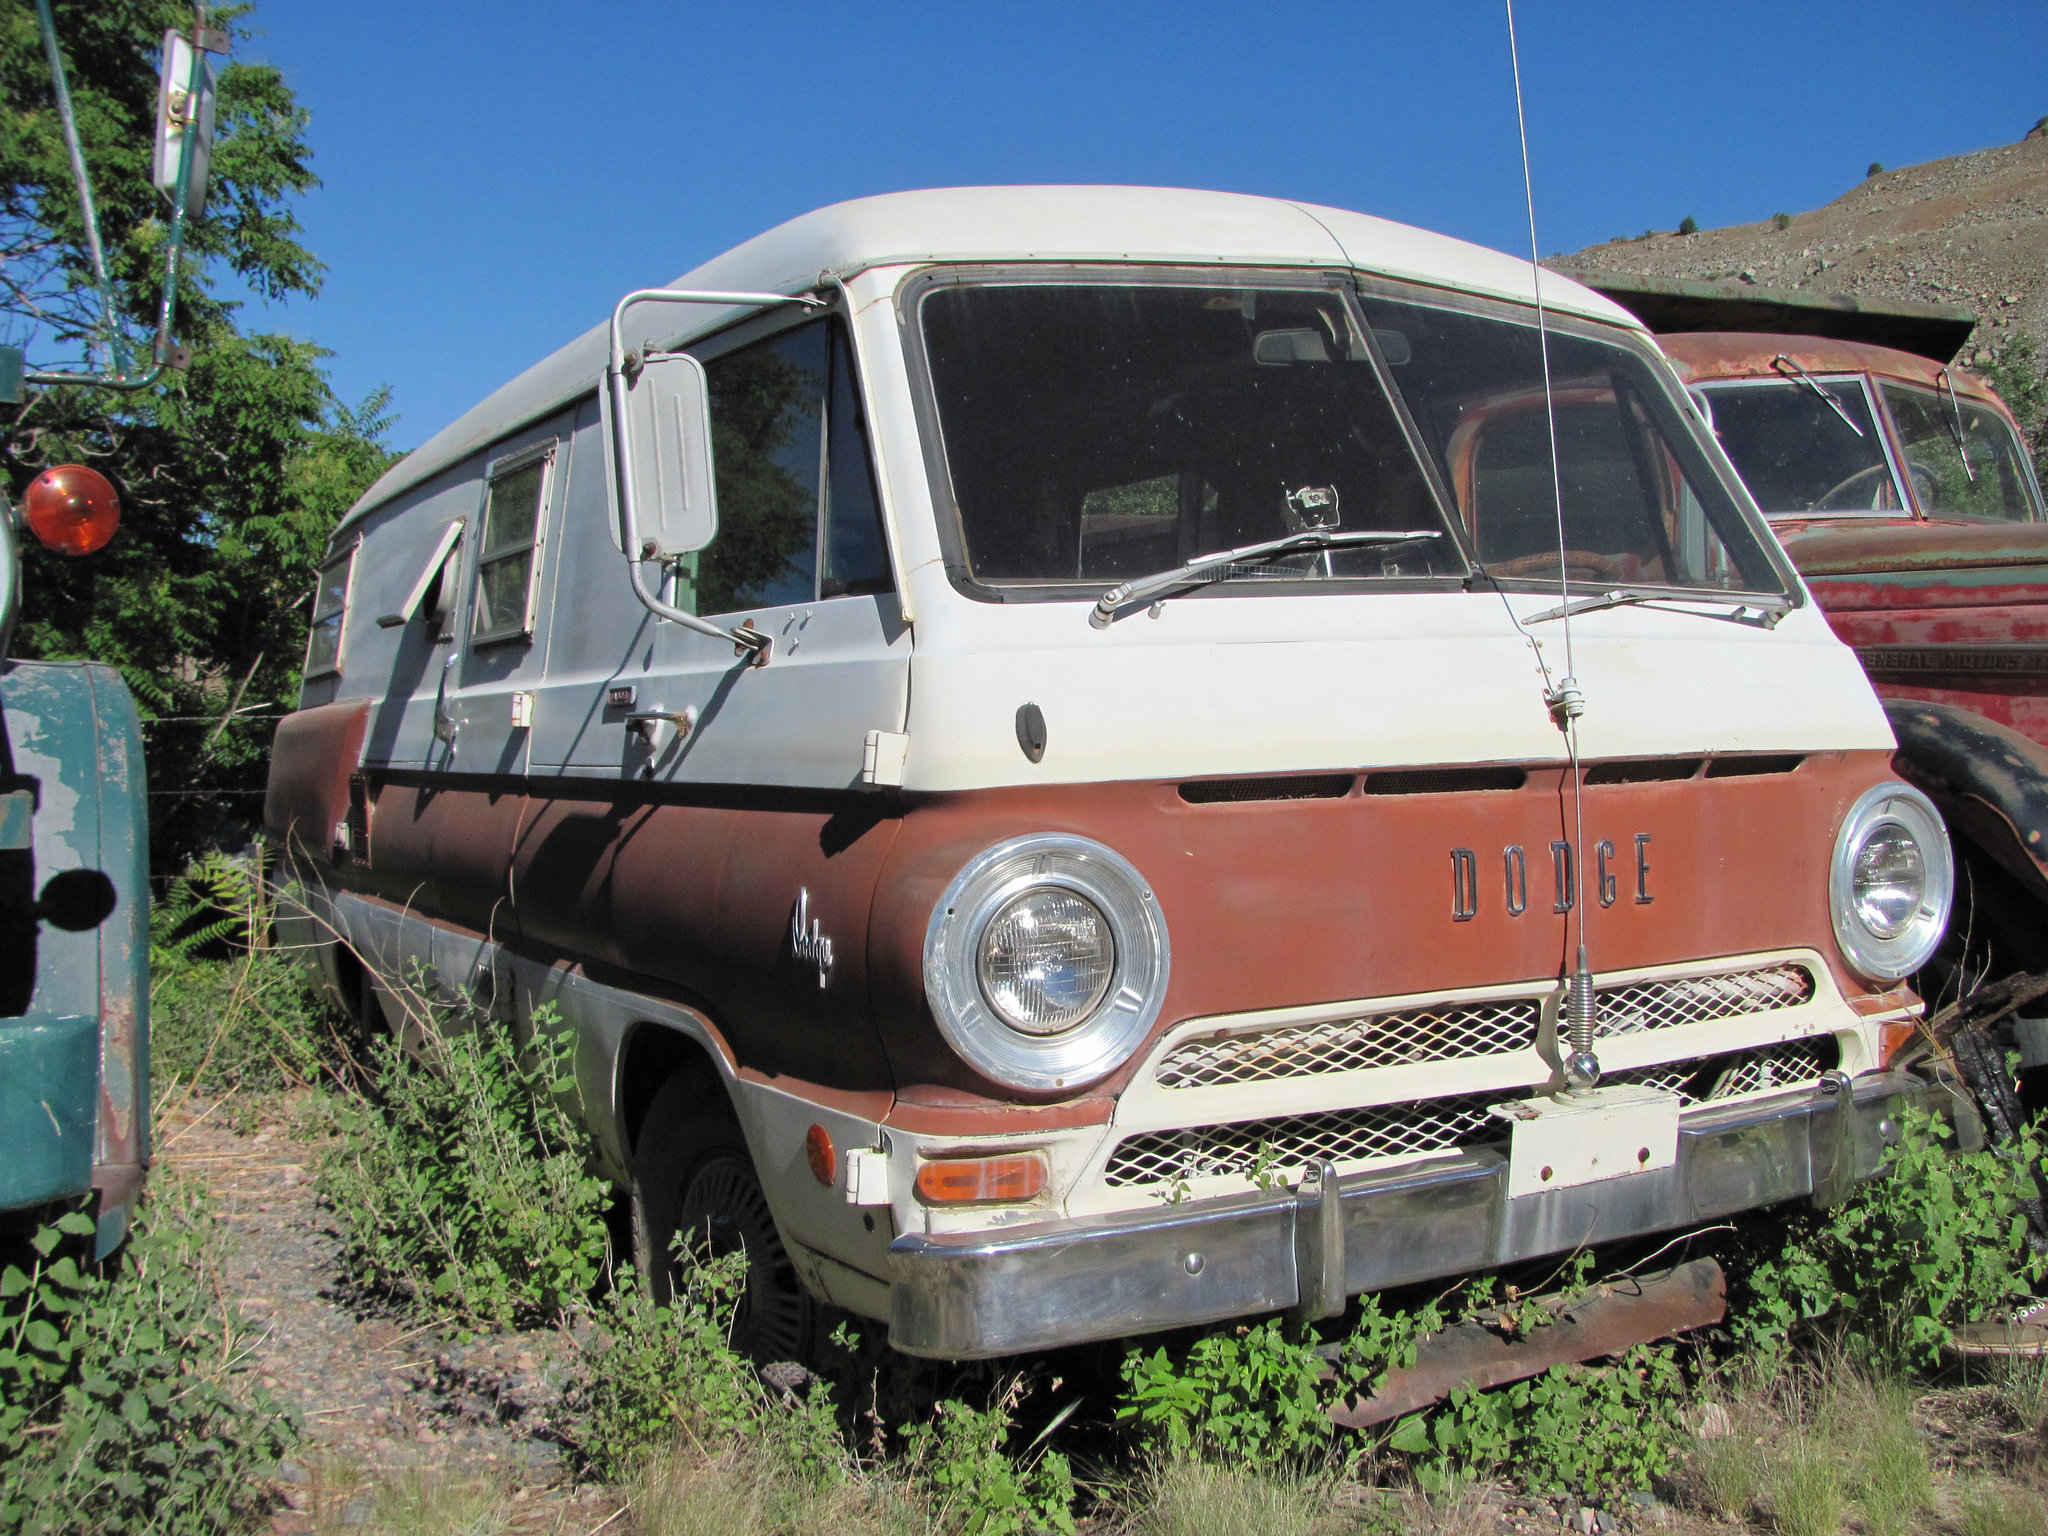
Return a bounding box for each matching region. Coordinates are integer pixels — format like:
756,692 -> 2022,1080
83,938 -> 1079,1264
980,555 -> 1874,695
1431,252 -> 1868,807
1829,781 -> 1952,982
924,833 -> 1170,1092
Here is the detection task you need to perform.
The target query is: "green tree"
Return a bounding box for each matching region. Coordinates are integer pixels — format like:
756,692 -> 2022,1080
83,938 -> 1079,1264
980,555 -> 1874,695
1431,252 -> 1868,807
0,1 -> 395,867
1980,331 -> 2046,486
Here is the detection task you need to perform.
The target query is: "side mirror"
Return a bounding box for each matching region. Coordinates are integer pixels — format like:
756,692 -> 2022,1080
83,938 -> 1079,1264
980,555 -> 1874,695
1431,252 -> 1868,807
604,350 -> 718,560
154,28 -> 219,216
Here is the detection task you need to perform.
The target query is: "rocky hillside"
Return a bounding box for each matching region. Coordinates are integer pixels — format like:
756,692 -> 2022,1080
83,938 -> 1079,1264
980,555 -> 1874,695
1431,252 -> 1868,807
1555,124 -> 2047,369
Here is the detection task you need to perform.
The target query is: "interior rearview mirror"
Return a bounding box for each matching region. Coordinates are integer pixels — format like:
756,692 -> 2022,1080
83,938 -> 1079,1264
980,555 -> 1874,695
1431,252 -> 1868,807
606,350 -> 719,560
154,29 -> 218,215
1253,328 -> 1330,366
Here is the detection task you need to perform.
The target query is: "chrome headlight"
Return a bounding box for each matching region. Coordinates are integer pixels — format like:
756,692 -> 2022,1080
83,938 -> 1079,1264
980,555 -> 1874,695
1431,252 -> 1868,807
924,834 -> 1169,1092
1829,782 -> 1952,981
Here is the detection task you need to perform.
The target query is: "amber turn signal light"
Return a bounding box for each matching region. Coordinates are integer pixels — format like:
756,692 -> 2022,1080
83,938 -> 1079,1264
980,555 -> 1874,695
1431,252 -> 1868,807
914,1153 -> 1048,1206
805,1123 -> 837,1186
23,464 -> 120,556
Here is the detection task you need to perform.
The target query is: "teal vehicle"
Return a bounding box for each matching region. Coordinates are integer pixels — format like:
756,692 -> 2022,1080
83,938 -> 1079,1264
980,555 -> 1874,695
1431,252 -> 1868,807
0,4 -> 223,1257
0,500 -> 151,1258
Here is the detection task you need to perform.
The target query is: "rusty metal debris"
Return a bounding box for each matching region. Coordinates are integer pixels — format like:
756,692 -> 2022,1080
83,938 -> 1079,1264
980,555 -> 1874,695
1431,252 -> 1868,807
1328,1258 -> 1726,1429
1921,969 -> 2048,1253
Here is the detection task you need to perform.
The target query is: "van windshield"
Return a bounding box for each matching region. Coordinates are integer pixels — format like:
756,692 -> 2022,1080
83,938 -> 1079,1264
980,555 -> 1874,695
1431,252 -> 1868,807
919,281 -> 1464,590
1356,294 -> 1788,596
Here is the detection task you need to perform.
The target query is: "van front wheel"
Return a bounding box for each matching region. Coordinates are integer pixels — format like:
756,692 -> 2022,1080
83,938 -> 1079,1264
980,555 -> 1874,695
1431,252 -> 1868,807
631,1069 -> 821,1363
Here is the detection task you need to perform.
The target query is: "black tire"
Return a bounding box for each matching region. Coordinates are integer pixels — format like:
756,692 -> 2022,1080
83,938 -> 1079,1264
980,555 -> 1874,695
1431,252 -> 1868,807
632,1065 -> 822,1363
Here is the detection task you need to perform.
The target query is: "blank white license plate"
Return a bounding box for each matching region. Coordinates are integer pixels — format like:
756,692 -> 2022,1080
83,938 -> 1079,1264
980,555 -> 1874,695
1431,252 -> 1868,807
1489,1085 -> 1682,1199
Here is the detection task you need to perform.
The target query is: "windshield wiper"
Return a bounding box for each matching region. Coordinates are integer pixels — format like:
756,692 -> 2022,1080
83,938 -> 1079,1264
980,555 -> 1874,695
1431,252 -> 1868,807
1089,529 -> 1444,629
1524,586 -> 1793,627
1770,355 -> 1865,439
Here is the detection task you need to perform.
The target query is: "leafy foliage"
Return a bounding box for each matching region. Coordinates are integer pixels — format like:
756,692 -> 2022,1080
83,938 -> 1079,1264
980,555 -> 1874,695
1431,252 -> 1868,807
1119,1318 -> 1329,1463
1729,1107 -> 2048,1370
148,852 -> 332,1093
905,1396 -> 1077,1536
318,1000 -> 612,1333
1981,330 -> 2047,483
1388,1346 -> 1685,1500
0,1186 -> 299,1534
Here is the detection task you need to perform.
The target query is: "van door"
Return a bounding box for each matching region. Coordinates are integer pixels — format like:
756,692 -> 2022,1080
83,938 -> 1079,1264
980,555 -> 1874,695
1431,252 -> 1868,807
530,314 -> 908,787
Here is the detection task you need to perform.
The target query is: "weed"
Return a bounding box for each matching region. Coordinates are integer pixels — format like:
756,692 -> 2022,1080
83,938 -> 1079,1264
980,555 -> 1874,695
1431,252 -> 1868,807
0,1180 -> 299,1534
368,1467 -> 510,1536
1731,1108 -> 2047,1370
1957,1482 -> 2048,1536
629,1438 -> 927,1536
1119,1318 -> 1329,1462
1685,1420 -> 1762,1519
905,1391 -> 1076,1536
1842,1374 -> 1930,1536
150,853 -> 336,1096
1126,1455 -> 1344,1536
318,1001 -> 611,1334
1388,1346 -> 1683,1501
1767,1430 -> 1843,1536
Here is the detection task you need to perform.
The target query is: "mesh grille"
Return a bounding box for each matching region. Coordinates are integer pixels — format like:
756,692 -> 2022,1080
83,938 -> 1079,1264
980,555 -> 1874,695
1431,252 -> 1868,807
1602,1037 -> 1838,1107
1102,1094 -> 1507,1187
1597,965 -> 1814,1038
1156,998 -> 1540,1088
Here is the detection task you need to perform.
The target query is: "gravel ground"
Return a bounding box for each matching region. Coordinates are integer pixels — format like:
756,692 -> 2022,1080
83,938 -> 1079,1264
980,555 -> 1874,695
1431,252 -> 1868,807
154,1090 -> 623,1534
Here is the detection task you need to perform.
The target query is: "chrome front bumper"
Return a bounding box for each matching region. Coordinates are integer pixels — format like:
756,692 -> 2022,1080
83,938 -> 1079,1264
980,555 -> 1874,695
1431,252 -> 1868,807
887,1071 -> 1960,1359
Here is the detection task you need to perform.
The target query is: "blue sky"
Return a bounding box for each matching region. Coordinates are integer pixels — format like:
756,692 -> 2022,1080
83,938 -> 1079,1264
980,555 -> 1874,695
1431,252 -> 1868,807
236,0 -> 2047,452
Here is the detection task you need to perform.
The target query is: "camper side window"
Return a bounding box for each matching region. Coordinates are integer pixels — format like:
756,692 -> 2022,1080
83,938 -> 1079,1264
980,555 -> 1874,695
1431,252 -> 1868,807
303,545 -> 355,677
693,319 -> 892,616
472,446 -> 553,643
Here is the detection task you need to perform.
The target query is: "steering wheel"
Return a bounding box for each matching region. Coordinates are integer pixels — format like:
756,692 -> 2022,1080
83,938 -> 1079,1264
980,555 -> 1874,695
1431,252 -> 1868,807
1813,464 -> 1891,512
1486,548 -> 1629,583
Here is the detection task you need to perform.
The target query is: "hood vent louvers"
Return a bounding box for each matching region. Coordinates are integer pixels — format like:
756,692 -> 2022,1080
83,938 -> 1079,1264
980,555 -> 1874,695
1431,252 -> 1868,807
1705,754 -> 1806,778
1364,766 -> 1527,796
1179,774 -> 1355,805
1583,759 -> 1703,785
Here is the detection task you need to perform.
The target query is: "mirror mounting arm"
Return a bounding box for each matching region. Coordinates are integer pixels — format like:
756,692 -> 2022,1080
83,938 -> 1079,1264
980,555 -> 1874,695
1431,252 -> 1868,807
607,287 -> 826,661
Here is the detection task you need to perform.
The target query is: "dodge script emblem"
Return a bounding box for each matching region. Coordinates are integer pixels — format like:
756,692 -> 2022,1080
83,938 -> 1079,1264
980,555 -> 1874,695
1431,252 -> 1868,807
791,888 -> 834,987
1450,837 -> 1653,921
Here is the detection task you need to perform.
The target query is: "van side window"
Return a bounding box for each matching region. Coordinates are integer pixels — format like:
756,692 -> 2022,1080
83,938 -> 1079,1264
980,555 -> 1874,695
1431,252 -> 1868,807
699,325 -> 827,614
823,326 -> 893,597
695,319 -> 893,615
303,544 -> 355,677
472,446 -> 553,643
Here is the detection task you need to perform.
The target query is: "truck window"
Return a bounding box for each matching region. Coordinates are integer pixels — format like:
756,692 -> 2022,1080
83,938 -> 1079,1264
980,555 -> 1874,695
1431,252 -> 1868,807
1881,383 -> 2041,523
303,544 -> 355,677
1695,379 -> 1903,515
472,446 -> 553,642
1358,293 -> 1785,594
694,319 -> 890,614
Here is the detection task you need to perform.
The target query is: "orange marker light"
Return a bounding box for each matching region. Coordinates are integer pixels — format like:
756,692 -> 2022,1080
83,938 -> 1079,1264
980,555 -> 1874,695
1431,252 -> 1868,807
23,464 -> 120,555
1879,1021 -> 1917,1069
805,1123 -> 837,1186
915,1154 -> 1048,1206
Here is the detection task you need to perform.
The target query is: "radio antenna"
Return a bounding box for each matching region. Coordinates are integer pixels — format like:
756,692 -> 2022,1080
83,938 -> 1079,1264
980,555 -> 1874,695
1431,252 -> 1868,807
1505,0 -> 1600,1091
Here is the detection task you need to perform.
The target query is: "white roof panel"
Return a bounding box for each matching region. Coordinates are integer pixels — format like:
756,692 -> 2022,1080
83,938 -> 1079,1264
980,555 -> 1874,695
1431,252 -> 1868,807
342,187 -> 1642,530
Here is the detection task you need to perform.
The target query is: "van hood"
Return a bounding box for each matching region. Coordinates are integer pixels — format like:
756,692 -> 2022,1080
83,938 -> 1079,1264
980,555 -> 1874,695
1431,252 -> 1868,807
899,591 -> 1890,792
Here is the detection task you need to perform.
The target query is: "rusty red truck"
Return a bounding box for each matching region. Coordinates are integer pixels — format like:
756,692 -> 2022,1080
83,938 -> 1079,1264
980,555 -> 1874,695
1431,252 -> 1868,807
1576,272 -> 2048,1111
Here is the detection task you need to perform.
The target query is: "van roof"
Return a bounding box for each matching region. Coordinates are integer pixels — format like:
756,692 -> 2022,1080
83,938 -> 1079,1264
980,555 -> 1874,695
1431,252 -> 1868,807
341,185 -> 1644,531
